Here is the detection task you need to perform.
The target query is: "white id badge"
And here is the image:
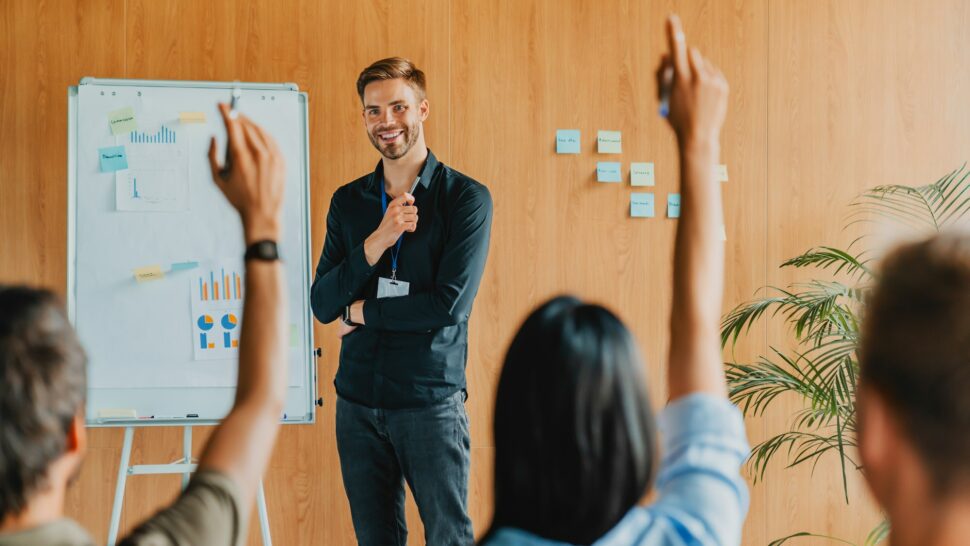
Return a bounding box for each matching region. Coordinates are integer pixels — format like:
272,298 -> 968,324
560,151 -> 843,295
377,277 -> 410,299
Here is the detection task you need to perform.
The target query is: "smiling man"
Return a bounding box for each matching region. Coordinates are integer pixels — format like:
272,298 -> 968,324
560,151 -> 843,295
310,57 -> 492,546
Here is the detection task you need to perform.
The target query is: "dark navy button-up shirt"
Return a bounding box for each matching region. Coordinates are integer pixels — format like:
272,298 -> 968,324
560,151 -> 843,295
311,150 -> 493,409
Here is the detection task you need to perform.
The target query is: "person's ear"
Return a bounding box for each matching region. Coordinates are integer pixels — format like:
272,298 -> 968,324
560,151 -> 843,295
65,412 -> 87,456
419,99 -> 429,122
858,384 -> 894,501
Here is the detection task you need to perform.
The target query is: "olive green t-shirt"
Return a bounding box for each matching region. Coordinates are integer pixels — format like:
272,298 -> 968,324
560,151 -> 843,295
0,471 -> 244,546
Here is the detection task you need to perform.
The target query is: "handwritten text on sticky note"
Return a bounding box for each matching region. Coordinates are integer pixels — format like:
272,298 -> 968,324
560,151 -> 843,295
667,193 -> 681,218
631,162 -> 655,186
556,129 -> 581,154
133,265 -> 165,283
597,162 -> 622,183
631,193 -> 655,218
99,146 -> 128,172
108,107 -> 137,135
597,131 -> 622,154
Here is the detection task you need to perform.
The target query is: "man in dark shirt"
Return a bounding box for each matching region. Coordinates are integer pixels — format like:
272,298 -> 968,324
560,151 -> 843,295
311,57 -> 492,546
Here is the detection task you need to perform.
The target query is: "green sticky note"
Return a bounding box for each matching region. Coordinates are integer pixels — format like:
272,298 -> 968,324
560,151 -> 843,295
108,107 -> 138,135
631,193 -> 655,218
631,162 -> 655,186
597,130 -> 622,154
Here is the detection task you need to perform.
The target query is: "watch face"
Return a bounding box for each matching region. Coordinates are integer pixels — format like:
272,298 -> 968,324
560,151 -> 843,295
247,240 -> 279,261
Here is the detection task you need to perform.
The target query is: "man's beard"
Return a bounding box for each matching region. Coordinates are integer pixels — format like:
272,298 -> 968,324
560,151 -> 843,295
368,121 -> 420,160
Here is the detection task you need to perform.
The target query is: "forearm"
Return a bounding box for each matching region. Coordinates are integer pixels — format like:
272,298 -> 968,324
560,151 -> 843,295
668,139 -> 727,400
198,258 -> 287,509
311,242 -> 377,323
361,290 -> 469,332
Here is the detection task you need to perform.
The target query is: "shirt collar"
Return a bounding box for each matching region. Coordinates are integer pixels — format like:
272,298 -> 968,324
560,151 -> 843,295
369,149 -> 438,192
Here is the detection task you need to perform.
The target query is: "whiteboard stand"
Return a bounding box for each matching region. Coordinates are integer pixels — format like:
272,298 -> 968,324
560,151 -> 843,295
106,426 -> 272,546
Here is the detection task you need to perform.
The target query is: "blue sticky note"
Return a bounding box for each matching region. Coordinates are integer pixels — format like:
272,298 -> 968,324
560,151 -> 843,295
171,261 -> 200,272
631,193 -> 655,218
596,162 -> 622,183
667,193 -> 681,218
99,146 -> 128,172
556,130 -> 581,154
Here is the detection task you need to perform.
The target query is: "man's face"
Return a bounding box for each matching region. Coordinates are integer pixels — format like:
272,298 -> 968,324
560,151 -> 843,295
361,78 -> 429,160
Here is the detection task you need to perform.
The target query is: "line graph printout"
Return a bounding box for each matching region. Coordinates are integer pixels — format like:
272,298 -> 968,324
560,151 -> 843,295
115,124 -> 189,212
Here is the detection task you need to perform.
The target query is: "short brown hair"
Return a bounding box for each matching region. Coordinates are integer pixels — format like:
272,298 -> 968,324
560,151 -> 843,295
0,286 -> 87,519
356,57 -> 427,103
861,233 -> 970,493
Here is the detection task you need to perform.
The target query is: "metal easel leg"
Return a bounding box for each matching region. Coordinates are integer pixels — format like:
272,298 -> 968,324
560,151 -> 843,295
257,480 -> 272,546
182,426 -> 192,491
107,426 -> 134,546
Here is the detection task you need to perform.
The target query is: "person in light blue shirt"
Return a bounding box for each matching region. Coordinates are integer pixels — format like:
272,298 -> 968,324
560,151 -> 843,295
480,14 -> 748,546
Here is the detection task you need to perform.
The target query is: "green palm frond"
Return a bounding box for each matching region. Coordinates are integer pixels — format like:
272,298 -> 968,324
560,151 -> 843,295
721,282 -> 859,350
782,246 -> 875,281
864,520 -> 890,546
768,533 -> 858,546
746,429 -> 857,486
847,164 -> 970,233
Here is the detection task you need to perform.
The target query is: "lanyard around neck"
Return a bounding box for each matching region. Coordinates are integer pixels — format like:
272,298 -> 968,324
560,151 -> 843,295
379,177 -> 420,279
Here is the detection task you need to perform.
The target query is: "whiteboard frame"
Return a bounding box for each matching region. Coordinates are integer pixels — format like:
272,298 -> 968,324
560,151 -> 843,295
68,78 -> 318,428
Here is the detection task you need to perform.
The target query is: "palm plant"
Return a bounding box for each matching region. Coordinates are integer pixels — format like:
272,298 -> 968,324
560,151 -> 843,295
720,165 -> 970,544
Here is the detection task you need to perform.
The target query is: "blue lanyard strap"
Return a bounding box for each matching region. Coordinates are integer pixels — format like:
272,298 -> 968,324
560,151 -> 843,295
380,183 -> 405,278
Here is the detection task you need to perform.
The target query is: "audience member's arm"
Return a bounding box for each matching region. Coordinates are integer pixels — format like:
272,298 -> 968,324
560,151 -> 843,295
663,15 -> 730,401
197,103 -> 288,509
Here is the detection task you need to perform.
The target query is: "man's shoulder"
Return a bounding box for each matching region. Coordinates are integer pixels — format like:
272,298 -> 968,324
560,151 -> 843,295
0,519 -> 94,546
334,173 -> 374,199
437,164 -> 491,203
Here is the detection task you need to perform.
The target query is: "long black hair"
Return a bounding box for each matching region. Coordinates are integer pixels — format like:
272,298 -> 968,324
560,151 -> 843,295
485,296 -> 657,544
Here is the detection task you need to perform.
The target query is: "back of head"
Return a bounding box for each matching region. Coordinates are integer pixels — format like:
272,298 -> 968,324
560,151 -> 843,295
0,286 -> 87,520
490,296 -> 656,544
861,233 -> 970,495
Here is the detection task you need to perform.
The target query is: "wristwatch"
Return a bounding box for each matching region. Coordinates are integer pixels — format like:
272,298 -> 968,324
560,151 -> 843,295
343,305 -> 360,327
244,240 -> 280,262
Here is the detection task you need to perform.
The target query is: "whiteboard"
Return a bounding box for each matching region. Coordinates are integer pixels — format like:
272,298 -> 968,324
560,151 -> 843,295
67,78 -> 317,427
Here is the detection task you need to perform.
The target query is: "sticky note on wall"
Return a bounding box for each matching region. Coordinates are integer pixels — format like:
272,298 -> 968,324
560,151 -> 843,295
597,131 -> 622,154
133,265 -> 165,283
631,193 -> 655,218
556,129 -> 581,154
631,162 -> 655,186
108,107 -> 138,135
179,112 -> 206,124
716,164 -> 729,182
596,162 -> 622,183
667,193 -> 681,218
99,146 -> 128,172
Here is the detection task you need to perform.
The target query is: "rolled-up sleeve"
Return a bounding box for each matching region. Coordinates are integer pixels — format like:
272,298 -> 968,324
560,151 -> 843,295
651,394 -> 750,546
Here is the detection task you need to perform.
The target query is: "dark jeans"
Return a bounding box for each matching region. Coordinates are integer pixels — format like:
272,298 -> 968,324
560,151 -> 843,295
336,390 -> 474,546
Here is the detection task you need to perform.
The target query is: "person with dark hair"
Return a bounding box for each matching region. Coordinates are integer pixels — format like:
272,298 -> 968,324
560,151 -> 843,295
481,15 -> 749,546
0,103 -> 288,546
857,234 -> 970,546
310,56 -> 492,545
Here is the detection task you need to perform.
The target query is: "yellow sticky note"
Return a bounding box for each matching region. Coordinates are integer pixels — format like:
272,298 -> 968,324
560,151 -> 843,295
108,107 -> 138,135
716,164 -> 729,182
720,224 -> 728,241
179,112 -> 206,124
133,265 -> 165,283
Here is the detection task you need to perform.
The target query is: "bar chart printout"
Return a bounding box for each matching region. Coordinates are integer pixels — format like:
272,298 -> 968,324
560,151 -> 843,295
191,264 -> 244,360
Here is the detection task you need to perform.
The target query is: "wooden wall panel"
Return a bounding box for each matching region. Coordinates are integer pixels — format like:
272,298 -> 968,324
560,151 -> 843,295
1,0 -> 968,544
766,0 -> 970,543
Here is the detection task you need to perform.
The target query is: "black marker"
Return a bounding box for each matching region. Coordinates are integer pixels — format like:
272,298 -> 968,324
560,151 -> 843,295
220,84 -> 242,180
